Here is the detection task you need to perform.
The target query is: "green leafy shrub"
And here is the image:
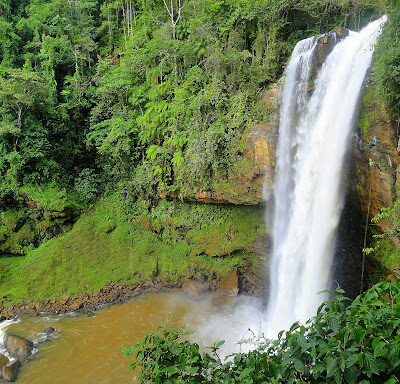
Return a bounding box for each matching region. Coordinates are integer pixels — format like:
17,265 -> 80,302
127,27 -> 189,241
74,168 -> 102,203
374,6 -> 400,117
1,209 -> 26,231
125,282 -> 400,383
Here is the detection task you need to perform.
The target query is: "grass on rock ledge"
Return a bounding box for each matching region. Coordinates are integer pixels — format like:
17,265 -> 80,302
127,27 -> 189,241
0,194 -> 265,305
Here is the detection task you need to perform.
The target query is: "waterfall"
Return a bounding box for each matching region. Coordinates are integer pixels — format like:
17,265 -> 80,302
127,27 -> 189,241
266,16 -> 387,337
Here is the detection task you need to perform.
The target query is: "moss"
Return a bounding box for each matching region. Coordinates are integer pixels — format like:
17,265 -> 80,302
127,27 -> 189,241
0,194 -> 266,305
1,209 -> 26,231
0,225 -> 7,242
368,238 -> 400,284
37,219 -> 57,232
18,184 -> 84,212
0,184 -> 85,256
357,87 -> 385,141
356,184 -> 364,197
375,239 -> 400,272
0,222 -> 38,255
358,113 -> 370,140
13,222 -> 38,246
358,90 -> 374,140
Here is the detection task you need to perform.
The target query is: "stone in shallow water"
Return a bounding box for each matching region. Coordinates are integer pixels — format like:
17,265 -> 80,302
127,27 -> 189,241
1,359 -> 21,382
3,333 -> 33,360
43,327 -> 56,335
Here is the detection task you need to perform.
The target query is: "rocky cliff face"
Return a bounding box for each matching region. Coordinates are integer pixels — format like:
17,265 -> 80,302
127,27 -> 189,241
184,27 -> 352,207
349,77 -> 400,281
185,83 -> 280,206
181,27 -> 400,284
351,79 -> 399,231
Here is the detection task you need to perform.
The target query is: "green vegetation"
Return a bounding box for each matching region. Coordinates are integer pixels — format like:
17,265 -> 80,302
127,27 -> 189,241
0,186 -> 82,256
0,194 -> 264,304
358,8 -> 400,281
126,282 -> 400,383
0,0 -> 397,301
357,91 -> 374,140
374,5 -> 400,120
0,0 -> 392,206
367,201 -> 400,283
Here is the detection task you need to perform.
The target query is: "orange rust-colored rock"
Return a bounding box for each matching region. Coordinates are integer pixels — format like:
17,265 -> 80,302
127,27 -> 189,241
181,280 -> 208,299
25,200 -> 39,209
186,83 -> 280,206
217,269 -> 239,296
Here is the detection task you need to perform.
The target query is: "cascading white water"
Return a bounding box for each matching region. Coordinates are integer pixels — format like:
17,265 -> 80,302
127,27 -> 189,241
266,16 -> 387,337
0,318 -> 19,358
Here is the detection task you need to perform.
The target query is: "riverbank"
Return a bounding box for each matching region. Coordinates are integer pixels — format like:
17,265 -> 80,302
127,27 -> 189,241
0,266 -> 264,320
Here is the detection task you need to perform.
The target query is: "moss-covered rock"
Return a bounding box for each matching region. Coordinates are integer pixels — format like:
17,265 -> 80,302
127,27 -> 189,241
0,186 -> 81,256
352,80 -> 398,229
176,82 -> 280,205
351,76 -> 400,282
0,194 -> 268,305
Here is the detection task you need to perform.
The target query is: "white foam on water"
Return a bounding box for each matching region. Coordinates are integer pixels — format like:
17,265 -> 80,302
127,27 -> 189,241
0,318 -> 20,359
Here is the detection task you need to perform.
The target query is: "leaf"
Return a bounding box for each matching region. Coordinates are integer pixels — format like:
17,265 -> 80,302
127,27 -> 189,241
358,353 -> 364,368
374,341 -> 386,358
339,354 -> 346,372
165,365 -> 179,377
215,340 -> 225,348
344,366 -> 360,384
187,366 -> 199,375
329,316 -> 341,333
364,352 -> 379,375
313,362 -> 325,378
172,150 -> 184,167
239,368 -> 252,379
311,346 -> 317,359
346,354 -> 358,368
293,358 -> 304,373
384,376 -> 398,384
334,370 -> 343,384
326,357 -> 338,377
297,334 -> 309,351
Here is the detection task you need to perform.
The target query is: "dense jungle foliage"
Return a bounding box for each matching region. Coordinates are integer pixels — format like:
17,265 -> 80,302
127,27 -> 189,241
0,0 -> 397,208
0,0 -> 398,284
126,282 -> 400,384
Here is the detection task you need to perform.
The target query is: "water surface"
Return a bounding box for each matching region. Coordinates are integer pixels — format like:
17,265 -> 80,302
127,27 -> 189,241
2,292 -> 263,383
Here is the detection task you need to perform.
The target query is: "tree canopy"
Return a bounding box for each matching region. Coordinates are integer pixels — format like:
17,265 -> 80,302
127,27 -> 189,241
0,0 -> 393,205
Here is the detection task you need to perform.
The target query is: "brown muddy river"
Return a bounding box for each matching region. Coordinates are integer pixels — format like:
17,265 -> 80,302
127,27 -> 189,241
1,292 -> 264,383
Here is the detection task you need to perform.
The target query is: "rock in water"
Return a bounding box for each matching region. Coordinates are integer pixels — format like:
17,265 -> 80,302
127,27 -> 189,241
181,281 -> 208,299
43,327 -> 56,335
217,270 -> 239,296
0,354 -> 9,370
3,333 -> 34,360
1,360 -> 21,382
